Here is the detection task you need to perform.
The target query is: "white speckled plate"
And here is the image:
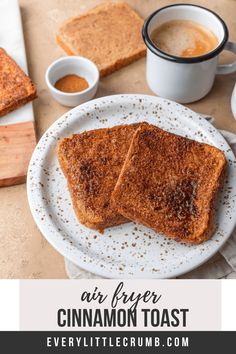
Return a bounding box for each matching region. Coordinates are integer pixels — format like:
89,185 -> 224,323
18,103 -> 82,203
27,94 -> 236,278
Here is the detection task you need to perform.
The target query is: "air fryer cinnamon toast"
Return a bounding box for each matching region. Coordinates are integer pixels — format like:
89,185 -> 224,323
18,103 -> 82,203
56,2 -> 146,77
58,124 -> 140,232
0,48 -> 37,117
111,123 -> 226,244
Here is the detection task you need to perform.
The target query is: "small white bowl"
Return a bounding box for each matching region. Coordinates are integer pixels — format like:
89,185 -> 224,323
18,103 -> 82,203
45,56 -> 99,107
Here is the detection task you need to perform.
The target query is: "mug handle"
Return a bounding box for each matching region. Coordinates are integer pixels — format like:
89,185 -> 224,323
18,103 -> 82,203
216,42 -> 236,75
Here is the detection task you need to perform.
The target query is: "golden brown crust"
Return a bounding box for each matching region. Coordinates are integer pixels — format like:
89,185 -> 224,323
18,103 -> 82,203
56,35 -> 76,56
0,48 -> 37,117
57,124 -> 141,232
111,123 -> 227,244
99,49 -> 146,77
56,1 -> 146,77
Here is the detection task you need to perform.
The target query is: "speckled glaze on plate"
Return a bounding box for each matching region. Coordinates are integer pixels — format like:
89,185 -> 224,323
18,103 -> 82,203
27,94 -> 236,278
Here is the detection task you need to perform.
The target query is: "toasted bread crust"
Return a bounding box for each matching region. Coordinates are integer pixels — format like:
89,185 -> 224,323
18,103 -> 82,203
111,123 -> 227,244
56,2 -> 146,77
0,48 -> 37,117
58,124 -> 140,232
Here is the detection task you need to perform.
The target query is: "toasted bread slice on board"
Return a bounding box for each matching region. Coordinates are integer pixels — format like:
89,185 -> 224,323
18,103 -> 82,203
0,48 -> 37,117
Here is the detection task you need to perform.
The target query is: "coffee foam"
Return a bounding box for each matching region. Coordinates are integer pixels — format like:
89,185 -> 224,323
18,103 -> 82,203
151,20 -> 218,57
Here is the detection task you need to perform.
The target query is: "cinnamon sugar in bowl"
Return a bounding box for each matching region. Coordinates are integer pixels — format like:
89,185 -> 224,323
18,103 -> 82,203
45,56 -> 99,107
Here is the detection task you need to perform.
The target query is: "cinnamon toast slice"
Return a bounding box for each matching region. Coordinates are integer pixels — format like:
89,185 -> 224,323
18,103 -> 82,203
0,48 -> 37,117
58,124 -> 140,232
56,2 -> 146,77
111,123 -> 226,244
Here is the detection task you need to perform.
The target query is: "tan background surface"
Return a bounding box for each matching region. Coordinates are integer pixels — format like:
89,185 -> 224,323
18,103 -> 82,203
0,0 -> 236,278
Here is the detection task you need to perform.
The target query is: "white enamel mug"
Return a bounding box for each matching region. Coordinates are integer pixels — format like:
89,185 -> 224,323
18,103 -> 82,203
142,4 -> 236,103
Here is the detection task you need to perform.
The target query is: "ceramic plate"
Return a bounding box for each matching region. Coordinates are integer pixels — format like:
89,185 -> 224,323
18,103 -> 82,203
27,94 -> 236,278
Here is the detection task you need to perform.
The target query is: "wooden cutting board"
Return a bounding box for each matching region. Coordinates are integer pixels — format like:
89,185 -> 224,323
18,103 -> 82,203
0,0 -> 36,187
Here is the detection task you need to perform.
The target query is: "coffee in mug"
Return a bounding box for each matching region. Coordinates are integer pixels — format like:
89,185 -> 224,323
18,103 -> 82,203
142,4 -> 236,103
151,20 -> 218,58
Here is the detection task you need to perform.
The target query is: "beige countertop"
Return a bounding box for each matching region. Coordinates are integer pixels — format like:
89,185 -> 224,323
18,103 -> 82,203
0,0 -> 236,278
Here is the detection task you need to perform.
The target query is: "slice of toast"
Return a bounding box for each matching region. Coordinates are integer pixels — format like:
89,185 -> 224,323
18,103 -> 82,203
58,123 -> 141,232
0,48 -> 37,117
56,2 -> 146,77
111,123 -> 226,244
